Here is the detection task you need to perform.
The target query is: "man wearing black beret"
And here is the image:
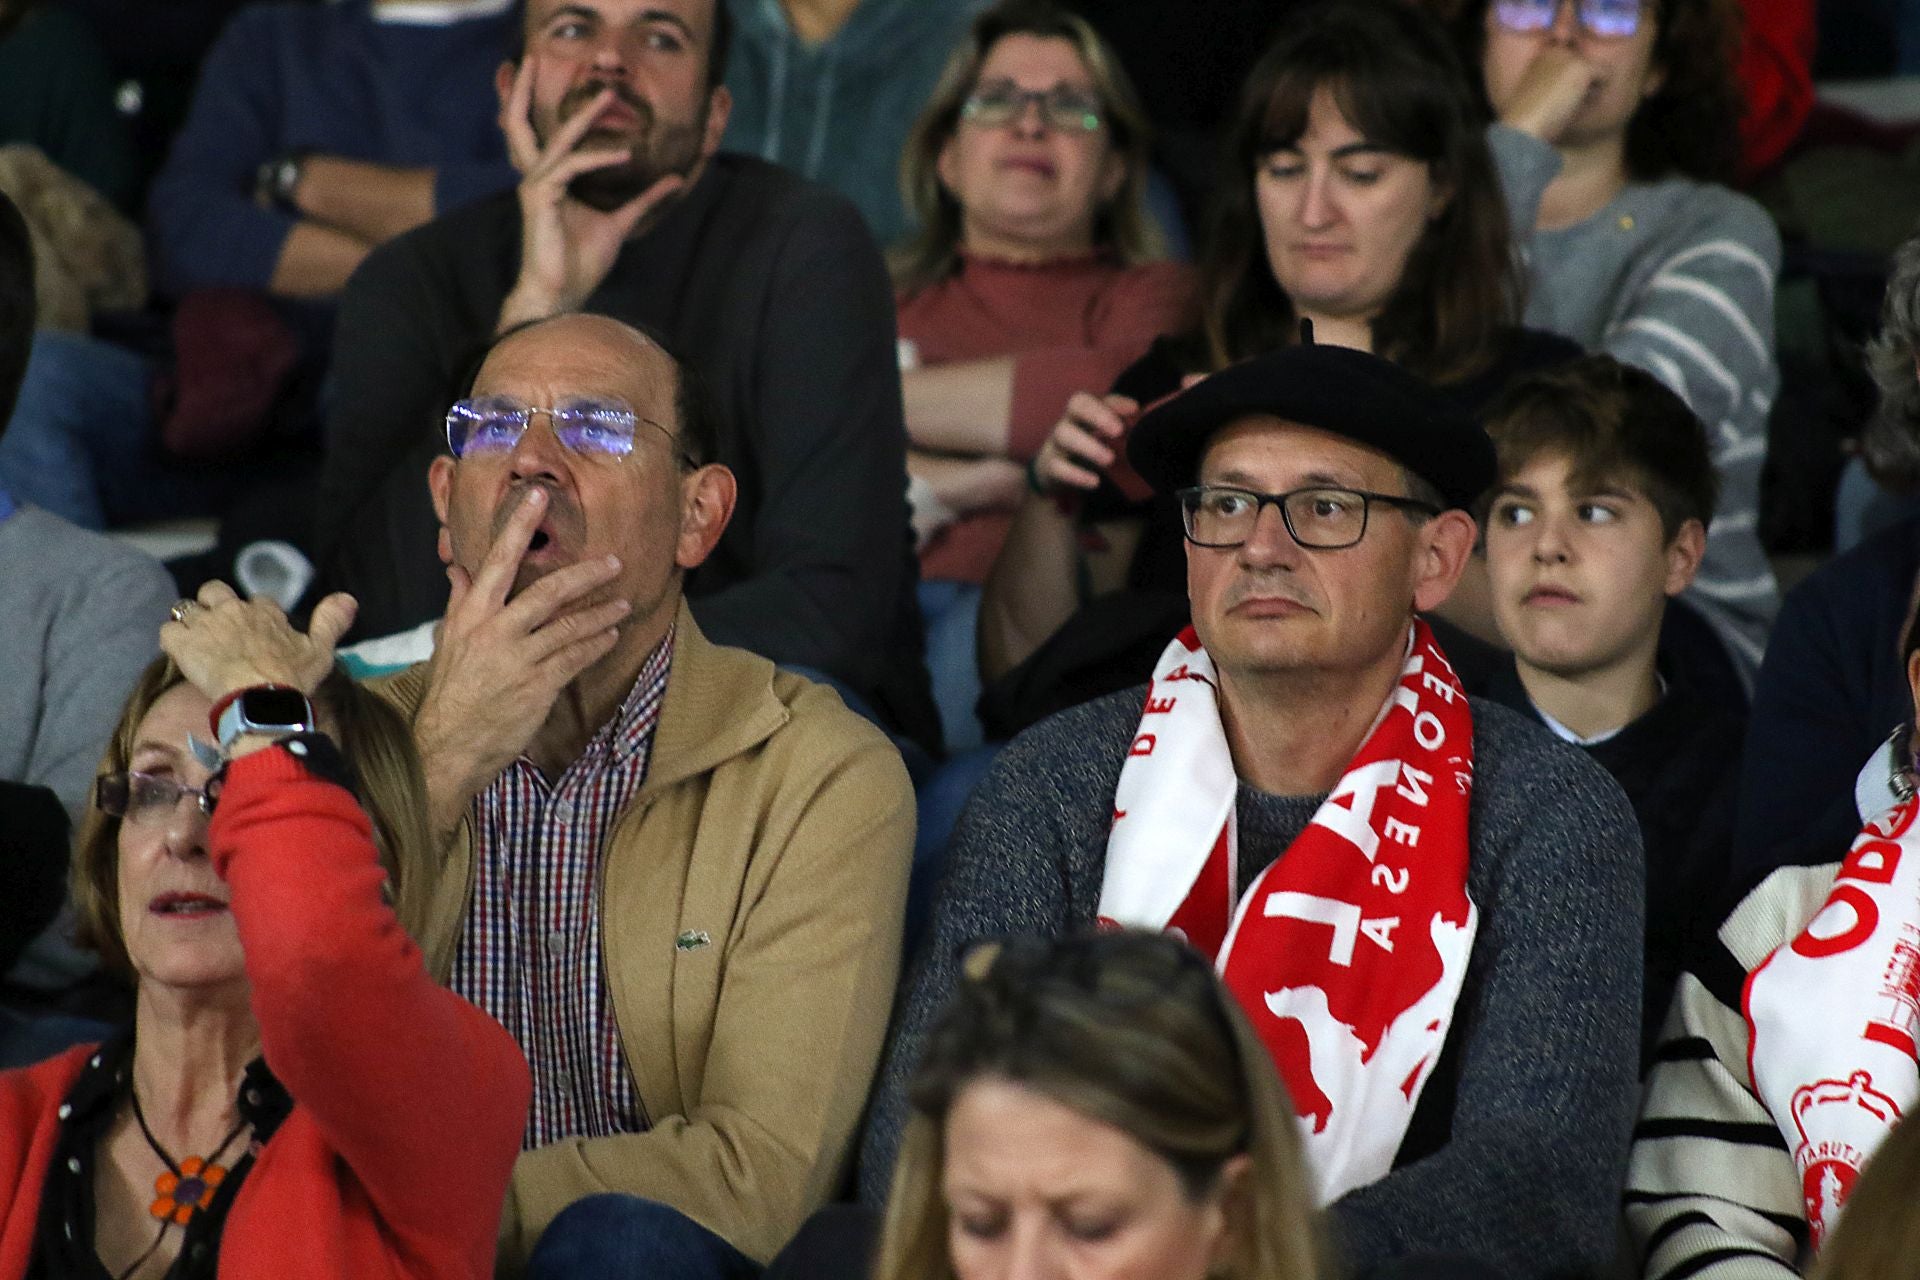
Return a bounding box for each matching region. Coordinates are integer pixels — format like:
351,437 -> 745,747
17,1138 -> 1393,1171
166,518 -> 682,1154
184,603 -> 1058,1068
860,343 -> 1646,1277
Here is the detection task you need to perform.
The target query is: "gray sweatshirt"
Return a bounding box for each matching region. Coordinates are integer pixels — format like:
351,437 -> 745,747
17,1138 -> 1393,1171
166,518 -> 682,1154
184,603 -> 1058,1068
860,684 -> 1646,1278
1490,124 -> 1782,679
0,504 -> 174,984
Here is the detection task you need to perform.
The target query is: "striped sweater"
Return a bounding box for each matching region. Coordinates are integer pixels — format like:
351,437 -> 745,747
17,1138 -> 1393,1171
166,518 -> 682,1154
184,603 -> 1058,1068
1625,856 -> 1853,1277
1491,125 -> 1782,680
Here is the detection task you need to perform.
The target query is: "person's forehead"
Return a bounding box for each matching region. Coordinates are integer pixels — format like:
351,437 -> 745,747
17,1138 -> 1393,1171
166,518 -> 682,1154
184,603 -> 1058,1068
1503,450 -> 1651,501
475,318 -> 675,411
977,33 -> 1095,87
1196,415 -> 1400,485
526,0 -> 713,37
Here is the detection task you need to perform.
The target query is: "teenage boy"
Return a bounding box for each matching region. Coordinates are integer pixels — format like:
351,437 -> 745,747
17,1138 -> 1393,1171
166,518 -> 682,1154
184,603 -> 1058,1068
1478,354 -> 1744,1061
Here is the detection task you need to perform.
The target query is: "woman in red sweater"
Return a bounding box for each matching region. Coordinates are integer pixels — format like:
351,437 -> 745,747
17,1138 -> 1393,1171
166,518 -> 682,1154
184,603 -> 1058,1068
892,0 -> 1194,752
0,585 -> 530,1279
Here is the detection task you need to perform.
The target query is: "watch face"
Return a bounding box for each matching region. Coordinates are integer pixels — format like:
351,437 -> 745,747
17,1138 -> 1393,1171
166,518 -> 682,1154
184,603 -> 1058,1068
240,688 -> 311,729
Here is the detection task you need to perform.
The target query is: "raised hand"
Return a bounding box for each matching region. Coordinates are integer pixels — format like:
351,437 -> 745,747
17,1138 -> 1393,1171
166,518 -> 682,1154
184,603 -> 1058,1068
495,58 -> 684,331
161,582 -> 357,700
412,488 -> 631,835
1031,392 -> 1140,494
1498,44 -> 1600,145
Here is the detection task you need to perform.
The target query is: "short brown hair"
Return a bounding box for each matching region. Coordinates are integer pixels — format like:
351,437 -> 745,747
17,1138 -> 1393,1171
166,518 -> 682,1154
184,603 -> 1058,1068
891,0 -> 1164,295
71,658 -> 432,978
1480,354 -> 1717,540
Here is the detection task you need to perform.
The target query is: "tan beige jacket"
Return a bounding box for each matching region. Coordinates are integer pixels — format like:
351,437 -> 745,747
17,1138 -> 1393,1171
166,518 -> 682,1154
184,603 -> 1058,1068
378,605 -> 914,1270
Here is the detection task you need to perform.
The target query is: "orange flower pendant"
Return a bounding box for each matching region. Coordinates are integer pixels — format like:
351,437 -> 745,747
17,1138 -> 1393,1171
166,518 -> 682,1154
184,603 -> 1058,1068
149,1155 -> 228,1226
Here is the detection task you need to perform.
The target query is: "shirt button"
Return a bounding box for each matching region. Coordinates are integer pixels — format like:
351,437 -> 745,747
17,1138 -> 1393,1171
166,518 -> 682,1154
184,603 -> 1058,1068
546,928 -> 569,952
57,1104 -> 71,1120
555,1071 -> 572,1092
67,1157 -> 81,1174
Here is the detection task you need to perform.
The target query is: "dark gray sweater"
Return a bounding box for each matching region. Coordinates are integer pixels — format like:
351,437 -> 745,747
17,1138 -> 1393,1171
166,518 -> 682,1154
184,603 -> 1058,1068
859,687 -> 1646,1278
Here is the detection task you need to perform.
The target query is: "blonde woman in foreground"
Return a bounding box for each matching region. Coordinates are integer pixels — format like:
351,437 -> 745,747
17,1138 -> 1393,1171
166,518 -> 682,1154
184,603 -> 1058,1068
871,930 -> 1325,1280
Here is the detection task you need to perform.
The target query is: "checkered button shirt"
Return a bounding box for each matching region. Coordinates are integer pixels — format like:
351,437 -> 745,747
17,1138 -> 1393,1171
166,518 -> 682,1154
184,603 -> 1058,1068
449,629 -> 674,1149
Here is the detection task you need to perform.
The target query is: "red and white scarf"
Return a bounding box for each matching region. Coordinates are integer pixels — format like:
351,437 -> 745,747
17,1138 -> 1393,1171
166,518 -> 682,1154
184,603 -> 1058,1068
1098,622 -> 1478,1203
1745,751 -> 1920,1252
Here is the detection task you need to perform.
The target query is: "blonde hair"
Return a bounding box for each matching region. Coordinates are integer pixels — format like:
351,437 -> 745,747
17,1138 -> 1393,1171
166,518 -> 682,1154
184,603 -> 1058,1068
870,931 -> 1327,1280
1810,1116 -> 1920,1280
71,657 -> 433,977
891,0 -> 1164,296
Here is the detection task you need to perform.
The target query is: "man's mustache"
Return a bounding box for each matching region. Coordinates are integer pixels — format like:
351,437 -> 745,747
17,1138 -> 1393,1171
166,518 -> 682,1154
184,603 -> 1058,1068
1221,573 -> 1316,613
559,78 -> 655,131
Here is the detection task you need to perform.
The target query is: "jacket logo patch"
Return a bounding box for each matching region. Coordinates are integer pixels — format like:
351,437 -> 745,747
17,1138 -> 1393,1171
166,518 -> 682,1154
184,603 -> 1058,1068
675,930 -> 712,953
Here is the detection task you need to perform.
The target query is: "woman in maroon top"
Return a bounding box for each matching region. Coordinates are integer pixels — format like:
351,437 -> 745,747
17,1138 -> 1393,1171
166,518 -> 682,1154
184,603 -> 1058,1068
0,588 -> 529,1279
892,0 -> 1193,752
973,0 -> 1579,736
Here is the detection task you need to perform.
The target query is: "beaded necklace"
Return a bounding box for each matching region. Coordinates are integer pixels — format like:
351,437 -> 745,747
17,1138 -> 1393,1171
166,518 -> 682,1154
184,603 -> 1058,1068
111,1091 -> 248,1280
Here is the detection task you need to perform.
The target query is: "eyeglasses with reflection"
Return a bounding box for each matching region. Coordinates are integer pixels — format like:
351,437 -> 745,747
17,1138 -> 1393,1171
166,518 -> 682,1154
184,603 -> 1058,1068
94,772 -> 220,825
1176,484 -> 1440,551
960,80 -> 1104,133
445,395 -> 695,466
1492,0 -> 1643,38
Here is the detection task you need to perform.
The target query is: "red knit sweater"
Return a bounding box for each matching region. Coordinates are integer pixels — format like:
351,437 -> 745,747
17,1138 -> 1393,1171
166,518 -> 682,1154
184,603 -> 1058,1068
0,745 -> 531,1279
898,253 -> 1193,583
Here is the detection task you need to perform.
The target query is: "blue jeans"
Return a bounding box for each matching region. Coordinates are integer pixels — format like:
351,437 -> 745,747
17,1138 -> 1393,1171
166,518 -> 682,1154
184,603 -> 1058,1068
0,331 -> 236,527
527,1195 -> 760,1280
917,579 -> 985,755
907,746 -> 1001,965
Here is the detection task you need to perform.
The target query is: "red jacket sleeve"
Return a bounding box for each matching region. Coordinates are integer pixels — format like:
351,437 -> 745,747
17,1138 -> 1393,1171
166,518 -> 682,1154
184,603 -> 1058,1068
208,745 -> 530,1254
1738,0 -> 1815,177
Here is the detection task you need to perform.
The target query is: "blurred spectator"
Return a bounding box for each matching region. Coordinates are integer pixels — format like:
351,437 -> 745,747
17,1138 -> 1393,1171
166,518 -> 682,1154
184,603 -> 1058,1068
377,313 -> 914,1273
1460,0 -> 1782,680
870,933 -> 1328,1280
1811,1097 -> 1920,1279
0,0 -> 136,212
1737,0 -> 1814,178
865,342 -> 1645,1277
0,143 -> 144,332
1478,355 -> 1741,1061
0,189 -> 172,1055
974,0 -> 1577,738
316,0 -> 939,753
1626,593 -> 1920,1275
0,0 -> 520,530
720,0 -> 991,246
894,0 -> 1191,751
1734,233 -> 1920,880
62,0 -> 253,206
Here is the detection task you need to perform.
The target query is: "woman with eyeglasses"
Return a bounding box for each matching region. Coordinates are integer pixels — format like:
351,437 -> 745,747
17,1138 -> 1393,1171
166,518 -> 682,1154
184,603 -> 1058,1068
871,930 -> 1327,1280
970,0 -> 1578,741
892,0 -> 1192,753
1457,0 -> 1781,683
0,590 -> 529,1278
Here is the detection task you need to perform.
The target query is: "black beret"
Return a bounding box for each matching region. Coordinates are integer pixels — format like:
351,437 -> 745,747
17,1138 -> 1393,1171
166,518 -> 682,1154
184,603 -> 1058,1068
1125,344 -> 1496,510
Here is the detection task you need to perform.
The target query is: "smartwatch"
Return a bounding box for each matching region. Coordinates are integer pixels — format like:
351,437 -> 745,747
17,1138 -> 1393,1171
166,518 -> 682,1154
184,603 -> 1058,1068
254,153 -> 304,210
211,685 -> 316,751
